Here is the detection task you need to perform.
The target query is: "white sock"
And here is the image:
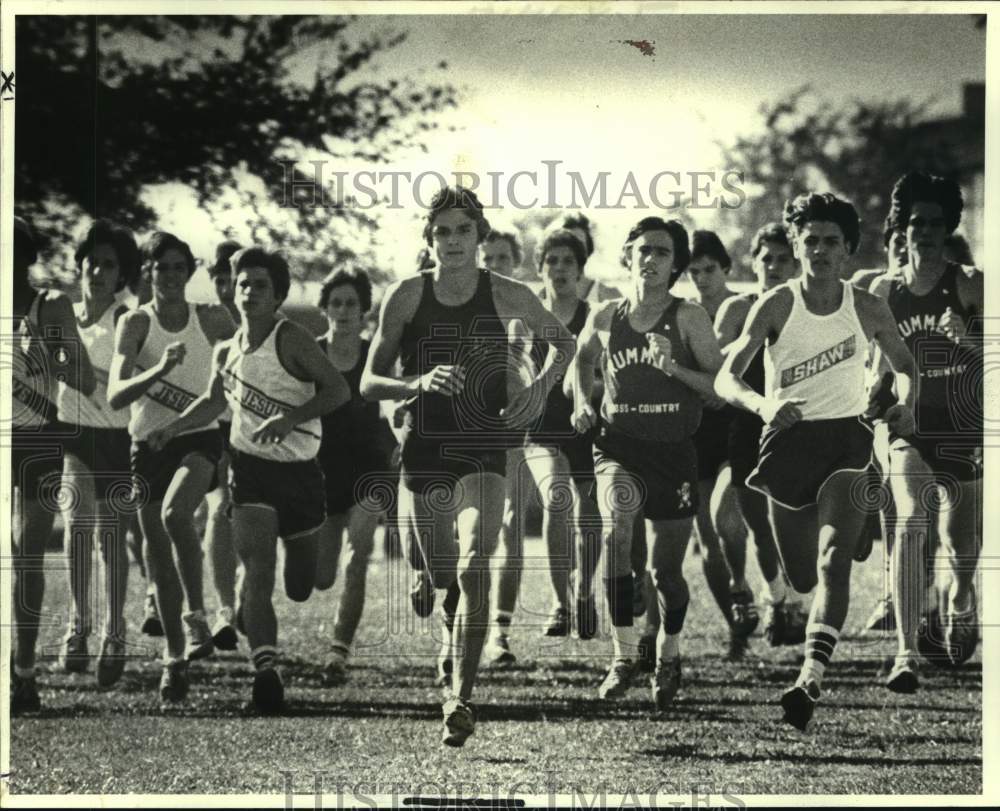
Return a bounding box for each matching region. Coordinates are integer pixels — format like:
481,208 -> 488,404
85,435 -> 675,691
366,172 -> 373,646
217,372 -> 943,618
763,574 -> 787,606
658,629 -> 681,662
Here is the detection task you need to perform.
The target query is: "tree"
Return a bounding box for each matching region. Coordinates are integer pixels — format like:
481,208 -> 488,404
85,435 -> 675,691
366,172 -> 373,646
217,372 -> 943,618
716,86 -> 969,273
14,15 -> 456,287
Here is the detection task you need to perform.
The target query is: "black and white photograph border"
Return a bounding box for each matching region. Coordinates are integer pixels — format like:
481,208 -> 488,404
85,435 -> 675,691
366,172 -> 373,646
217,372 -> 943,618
0,0 -> 996,807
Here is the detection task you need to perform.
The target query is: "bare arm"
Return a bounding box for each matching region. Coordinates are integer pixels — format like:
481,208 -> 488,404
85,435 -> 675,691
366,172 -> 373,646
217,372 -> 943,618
715,289 -> 803,427
39,292 -> 96,396
278,322 -> 351,426
857,290 -> 916,434
198,303 -> 238,344
147,342 -> 231,449
570,302 -> 614,432
667,300 -> 724,399
107,309 -> 184,410
714,295 -> 752,354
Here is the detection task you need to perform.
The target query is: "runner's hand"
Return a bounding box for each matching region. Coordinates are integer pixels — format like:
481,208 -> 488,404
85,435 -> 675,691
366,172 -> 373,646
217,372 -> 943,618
157,341 -> 186,375
252,414 -> 294,445
759,397 -> 805,429
419,365 -> 465,396
147,422 -> 179,452
939,306 -> 967,342
573,401 -> 597,434
646,333 -> 675,376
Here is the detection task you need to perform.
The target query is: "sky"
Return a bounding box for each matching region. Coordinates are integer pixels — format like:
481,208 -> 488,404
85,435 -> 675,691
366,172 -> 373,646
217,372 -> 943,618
142,9 -> 986,301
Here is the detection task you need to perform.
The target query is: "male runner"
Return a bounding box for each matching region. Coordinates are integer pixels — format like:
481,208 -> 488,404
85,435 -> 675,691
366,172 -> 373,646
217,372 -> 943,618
361,186 -> 574,746
715,193 -> 917,731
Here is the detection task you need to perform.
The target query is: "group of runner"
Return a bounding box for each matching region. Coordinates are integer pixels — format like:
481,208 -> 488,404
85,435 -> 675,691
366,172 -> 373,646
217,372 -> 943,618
9,170 -> 982,745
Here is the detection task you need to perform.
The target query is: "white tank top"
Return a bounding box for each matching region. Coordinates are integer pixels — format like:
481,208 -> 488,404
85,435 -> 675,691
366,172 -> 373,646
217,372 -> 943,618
222,319 -> 321,462
129,302 -> 218,441
57,302 -> 130,429
765,279 -> 869,421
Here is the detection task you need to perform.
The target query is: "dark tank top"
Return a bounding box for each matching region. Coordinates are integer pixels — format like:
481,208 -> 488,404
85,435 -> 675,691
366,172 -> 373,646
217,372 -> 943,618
601,297 -> 703,442
400,269 -> 508,439
317,338 -> 381,454
886,264 -> 981,434
527,300 -> 588,437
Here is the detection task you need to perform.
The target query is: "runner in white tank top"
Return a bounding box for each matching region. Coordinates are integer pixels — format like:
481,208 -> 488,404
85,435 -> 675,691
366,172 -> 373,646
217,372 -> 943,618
108,231 -> 235,702
715,192 -> 917,734
55,222 -> 140,690
148,246 -> 348,714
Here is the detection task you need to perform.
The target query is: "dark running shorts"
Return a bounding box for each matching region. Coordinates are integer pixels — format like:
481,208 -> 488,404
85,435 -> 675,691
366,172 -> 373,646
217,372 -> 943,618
592,426 -> 698,521
728,412 -> 765,488
230,449 -> 326,540
694,406 -> 734,481
398,420 -> 508,497
747,416 -> 875,510
320,447 -> 393,516
11,425 -> 65,504
131,429 -> 222,504
62,425 -> 133,502
888,433 -> 982,482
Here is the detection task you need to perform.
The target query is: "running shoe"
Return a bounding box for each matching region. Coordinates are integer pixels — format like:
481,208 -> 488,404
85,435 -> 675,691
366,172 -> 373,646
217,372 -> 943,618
651,657 -> 682,710
159,659 -> 190,704
59,632 -> 90,674
322,648 -> 349,686
885,654 -> 919,694
212,607 -> 239,651
726,630 -> 750,662
141,592 -> 164,637
96,635 -> 127,688
944,590 -> 979,667
763,602 -> 786,647
410,570 -> 435,619
10,672 -> 41,715
183,610 -> 215,661
780,679 -> 820,733
249,667 -> 285,715
441,696 -> 475,747
484,633 -> 517,667
598,659 -> 637,700
543,605 -> 570,637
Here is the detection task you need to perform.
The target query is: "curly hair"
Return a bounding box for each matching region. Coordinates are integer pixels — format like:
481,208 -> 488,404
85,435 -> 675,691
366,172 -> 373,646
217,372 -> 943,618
318,268 -> 374,314
230,246 -> 291,304
887,171 -> 963,235
422,186 -> 492,246
537,228 -> 587,275
750,222 -> 789,258
143,231 -> 197,278
783,192 -> 861,256
483,230 -> 523,266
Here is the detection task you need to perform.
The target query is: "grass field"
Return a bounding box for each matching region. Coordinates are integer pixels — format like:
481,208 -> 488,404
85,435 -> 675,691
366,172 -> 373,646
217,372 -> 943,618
5,532 -> 982,800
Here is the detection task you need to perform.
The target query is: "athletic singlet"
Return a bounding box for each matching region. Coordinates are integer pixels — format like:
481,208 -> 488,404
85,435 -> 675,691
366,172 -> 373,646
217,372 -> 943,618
222,319 -> 321,462
317,338 -> 380,448
765,279 -> 868,421
12,293 -> 55,430
887,263 -> 981,432
526,300 -> 588,435
130,302 -> 218,441
400,269 -> 508,438
601,297 -> 703,442
57,301 -> 129,429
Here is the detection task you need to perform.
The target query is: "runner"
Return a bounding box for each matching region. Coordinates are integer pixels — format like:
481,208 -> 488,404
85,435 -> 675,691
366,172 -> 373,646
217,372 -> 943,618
149,246 -> 348,712
523,229 -> 601,642
314,269 -> 391,685
10,216 -> 96,714
361,186 -> 574,746
715,223 -> 805,647
686,230 -> 758,660
56,221 -> 141,687
870,172 -> 983,686
572,216 -> 723,709
108,231 -> 235,702
715,192 -> 917,731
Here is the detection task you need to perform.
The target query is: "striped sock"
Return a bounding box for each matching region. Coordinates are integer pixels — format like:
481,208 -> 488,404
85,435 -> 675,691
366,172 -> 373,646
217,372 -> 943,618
801,623 -> 840,687
251,645 -> 279,672
330,640 -> 350,661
